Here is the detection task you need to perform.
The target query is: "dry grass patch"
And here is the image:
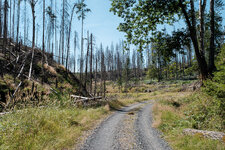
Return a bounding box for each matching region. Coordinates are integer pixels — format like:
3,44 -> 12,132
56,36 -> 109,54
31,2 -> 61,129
152,103 -> 178,128
58,64 -> 66,71
44,63 -> 57,76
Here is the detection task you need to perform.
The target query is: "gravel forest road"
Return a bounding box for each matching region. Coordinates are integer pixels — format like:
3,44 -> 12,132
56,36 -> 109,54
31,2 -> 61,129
79,101 -> 171,150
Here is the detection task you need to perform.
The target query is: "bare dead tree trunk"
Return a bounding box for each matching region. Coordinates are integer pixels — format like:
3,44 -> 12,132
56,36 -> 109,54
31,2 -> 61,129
12,0 -> 15,40
103,61 -> 106,98
9,0 -> 11,39
55,0 -> 57,63
3,0 -> 8,57
73,31 -> 77,73
16,0 -> 20,44
90,33 -> 93,94
84,31 -> 89,88
80,17 -> 84,83
28,1 -> 36,80
157,49 -> 161,82
58,33 -> 62,64
94,55 -> 97,96
42,0 -> 45,84
61,0 -> 65,65
0,0 -> 2,37
66,4 -> 76,70
23,0 -> 26,45
100,48 -> 104,96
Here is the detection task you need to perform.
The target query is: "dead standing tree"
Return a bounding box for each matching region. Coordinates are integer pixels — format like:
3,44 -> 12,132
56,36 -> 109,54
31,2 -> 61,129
28,0 -> 38,80
75,0 -> 91,83
73,31 -> 78,73
84,31 -> 89,88
3,0 -> 8,57
66,3 -> 76,71
94,52 -> 98,96
89,33 -> 93,94
0,0 -> 2,38
42,0 -> 45,84
16,0 -> 20,44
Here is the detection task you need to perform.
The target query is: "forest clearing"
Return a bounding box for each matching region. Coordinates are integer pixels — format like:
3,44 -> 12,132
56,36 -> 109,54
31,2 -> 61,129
0,0 -> 225,150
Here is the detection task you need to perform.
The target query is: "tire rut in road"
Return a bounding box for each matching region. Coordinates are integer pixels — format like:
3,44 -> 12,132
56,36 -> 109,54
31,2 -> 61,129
135,103 -> 171,150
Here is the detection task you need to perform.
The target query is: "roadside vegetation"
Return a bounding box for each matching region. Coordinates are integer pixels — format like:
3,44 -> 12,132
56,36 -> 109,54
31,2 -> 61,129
0,81 -> 152,150
153,45 -> 225,150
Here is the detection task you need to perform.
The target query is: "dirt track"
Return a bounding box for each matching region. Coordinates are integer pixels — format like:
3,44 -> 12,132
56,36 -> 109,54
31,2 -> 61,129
79,101 -> 171,150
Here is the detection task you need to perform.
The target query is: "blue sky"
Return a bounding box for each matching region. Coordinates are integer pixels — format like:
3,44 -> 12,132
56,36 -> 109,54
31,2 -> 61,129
79,0 -> 225,48
74,0 -> 125,48
21,0 -> 225,51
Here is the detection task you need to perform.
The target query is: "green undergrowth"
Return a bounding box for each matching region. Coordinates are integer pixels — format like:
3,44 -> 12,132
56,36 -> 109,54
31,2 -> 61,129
153,46 -> 225,150
0,106 -> 109,150
0,91 -> 151,150
154,91 -> 225,150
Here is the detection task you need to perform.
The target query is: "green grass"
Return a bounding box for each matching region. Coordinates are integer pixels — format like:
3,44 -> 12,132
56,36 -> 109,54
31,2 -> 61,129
153,91 -> 225,150
0,90 -> 152,150
0,106 -> 109,150
158,110 -> 224,150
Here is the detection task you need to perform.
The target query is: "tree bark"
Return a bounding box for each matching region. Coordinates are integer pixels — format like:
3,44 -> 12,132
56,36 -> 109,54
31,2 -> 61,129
199,0 -> 207,56
9,0 -> 11,39
66,4 -> 76,70
42,0 -> 45,83
55,0 -> 57,63
12,0 -> 15,39
209,0 -> 216,75
179,0 -> 209,80
28,1 -> 36,80
90,33 -> 93,94
94,55 -> 97,96
74,31 -> 77,73
80,16 -> 84,82
16,0 -> 20,44
0,0 -> 2,37
3,0 -> 8,56
24,0 -> 26,45
61,0 -> 65,65
84,31 -> 89,88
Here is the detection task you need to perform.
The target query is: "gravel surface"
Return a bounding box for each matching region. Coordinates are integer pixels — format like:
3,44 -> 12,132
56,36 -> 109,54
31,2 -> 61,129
135,103 -> 171,150
79,101 -> 171,150
116,113 -> 140,150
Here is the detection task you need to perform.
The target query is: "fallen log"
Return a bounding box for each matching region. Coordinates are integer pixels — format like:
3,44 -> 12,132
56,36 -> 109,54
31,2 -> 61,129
183,128 -> 225,142
17,52 -> 30,78
5,48 -> 16,57
6,81 -> 22,108
70,95 -> 102,103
